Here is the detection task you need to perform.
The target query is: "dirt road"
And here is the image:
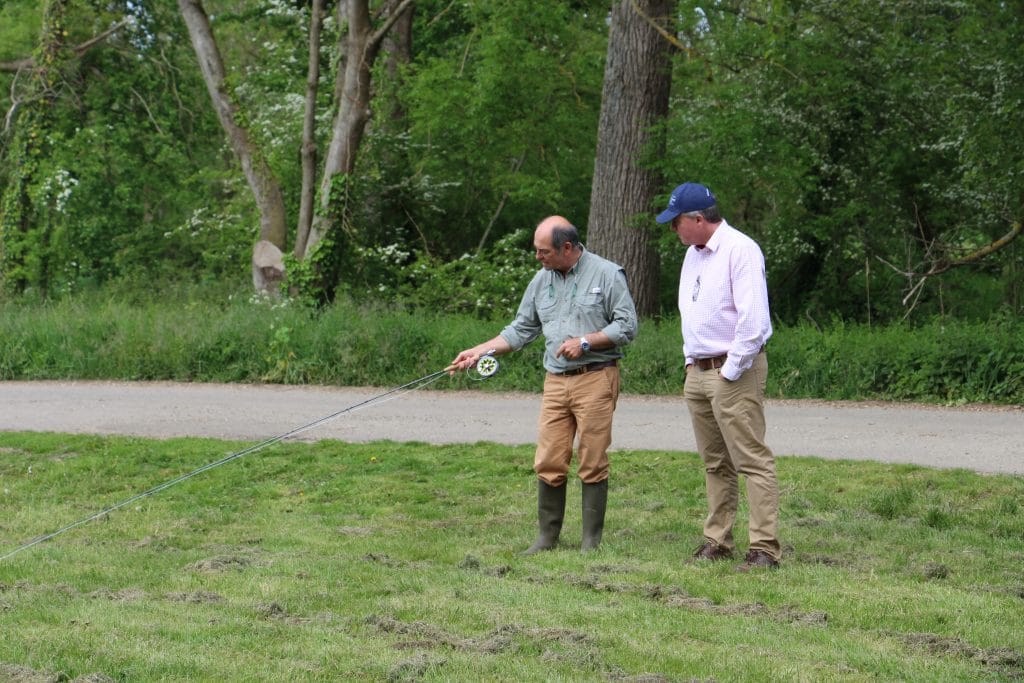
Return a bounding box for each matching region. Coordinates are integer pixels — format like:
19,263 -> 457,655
1,380 -> 1021,475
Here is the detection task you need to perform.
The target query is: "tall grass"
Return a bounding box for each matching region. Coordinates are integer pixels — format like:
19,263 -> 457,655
1,292 -> 1022,403
0,432 -> 1021,681
767,316 -> 1024,404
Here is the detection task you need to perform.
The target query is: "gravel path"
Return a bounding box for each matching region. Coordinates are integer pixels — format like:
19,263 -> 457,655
1,380 -> 1021,475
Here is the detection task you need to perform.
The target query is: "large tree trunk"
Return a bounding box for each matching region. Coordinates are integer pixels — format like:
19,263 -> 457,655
294,0 -> 326,259
302,0 -> 415,258
586,0 -> 672,317
178,0 -> 287,251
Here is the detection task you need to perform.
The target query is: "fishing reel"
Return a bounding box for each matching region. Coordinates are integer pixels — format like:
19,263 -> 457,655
475,352 -> 499,379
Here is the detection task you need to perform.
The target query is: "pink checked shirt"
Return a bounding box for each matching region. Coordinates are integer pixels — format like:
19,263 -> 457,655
678,220 -> 772,381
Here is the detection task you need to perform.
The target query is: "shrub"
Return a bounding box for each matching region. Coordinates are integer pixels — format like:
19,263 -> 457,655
1,288 -> 1022,405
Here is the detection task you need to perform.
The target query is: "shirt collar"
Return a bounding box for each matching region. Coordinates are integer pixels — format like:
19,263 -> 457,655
556,245 -> 586,277
696,220 -> 727,253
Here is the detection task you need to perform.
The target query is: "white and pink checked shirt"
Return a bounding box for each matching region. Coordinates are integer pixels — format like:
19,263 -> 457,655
678,220 -> 772,381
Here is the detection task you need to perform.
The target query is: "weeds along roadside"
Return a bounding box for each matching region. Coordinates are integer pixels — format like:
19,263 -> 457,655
0,293 -> 1021,405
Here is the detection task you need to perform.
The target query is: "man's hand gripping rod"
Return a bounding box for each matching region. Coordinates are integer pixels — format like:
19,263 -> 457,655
445,349 -> 500,379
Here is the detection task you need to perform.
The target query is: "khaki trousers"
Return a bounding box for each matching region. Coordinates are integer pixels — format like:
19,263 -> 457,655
534,366 -> 620,486
684,353 -> 780,559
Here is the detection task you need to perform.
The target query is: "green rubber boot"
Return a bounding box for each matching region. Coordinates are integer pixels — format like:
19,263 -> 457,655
521,479 -> 566,555
581,479 -> 608,552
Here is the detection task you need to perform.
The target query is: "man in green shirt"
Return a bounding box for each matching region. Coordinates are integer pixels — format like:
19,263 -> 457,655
449,215 -> 638,554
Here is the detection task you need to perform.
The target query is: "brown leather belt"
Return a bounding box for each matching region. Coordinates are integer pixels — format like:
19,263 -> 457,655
692,346 -> 766,371
693,354 -> 728,371
555,359 -> 618,376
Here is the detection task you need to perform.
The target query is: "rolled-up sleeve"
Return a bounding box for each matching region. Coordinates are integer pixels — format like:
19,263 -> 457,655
600,269 -> 638,347
499,274 -> 544,351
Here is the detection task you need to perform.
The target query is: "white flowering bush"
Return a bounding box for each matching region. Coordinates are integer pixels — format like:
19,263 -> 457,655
339,229 -> 535,319
392,229 -> 537,320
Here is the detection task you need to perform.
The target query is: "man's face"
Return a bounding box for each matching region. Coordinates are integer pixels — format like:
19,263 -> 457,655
671,213 -> 705,246
534,234 -> 572,271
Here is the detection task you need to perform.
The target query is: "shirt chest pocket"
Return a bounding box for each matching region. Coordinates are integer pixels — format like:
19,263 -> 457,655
577,292 -> 605,312
538,298 -> 559,323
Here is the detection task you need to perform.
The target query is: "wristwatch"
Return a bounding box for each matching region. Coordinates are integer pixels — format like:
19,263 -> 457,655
579,337 -> 591,353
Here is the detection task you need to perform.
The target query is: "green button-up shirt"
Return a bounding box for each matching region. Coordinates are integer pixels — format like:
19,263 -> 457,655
500,248 -> 638,374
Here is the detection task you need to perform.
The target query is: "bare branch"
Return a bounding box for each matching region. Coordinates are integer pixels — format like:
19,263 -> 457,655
4,69 -> 27,135
899,266 -> 936,319
924,221 -> 1023,277
874,253 -> 912,279
73,18 -> 132,58
426,0 -> 459,27
476,152 -> 527,255
713,3 -> 767,26
0,18 -> 131,73
0,57 -> 33,74
130,86 -> 164,134
369,0 -> 416,48
877,219 -> 1023,311
404,208 -> 432,257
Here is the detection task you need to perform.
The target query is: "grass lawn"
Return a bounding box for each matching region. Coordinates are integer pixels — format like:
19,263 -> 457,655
1,432 -> 1022,681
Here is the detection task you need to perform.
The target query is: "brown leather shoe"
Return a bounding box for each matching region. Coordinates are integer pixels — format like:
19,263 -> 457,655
735,549 -> 780,571
693,540 -> 733,561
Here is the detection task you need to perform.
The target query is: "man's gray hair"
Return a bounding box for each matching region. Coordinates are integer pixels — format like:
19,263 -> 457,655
679,205 -> 722,223
698,204 -> 722,222
551,223 -> 581,250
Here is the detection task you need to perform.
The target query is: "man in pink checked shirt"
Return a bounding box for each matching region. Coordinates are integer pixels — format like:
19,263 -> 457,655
656,182 -> 781,571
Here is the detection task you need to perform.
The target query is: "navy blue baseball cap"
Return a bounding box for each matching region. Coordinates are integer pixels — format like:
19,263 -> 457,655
655,182 -> 717,223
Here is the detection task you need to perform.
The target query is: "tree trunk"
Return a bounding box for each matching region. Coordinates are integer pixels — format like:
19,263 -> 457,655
586,0 -> 672,317
178,0 -> 287,251
385,4 -> 413,98
294,0 -> 326,259
302,0 -> 415,259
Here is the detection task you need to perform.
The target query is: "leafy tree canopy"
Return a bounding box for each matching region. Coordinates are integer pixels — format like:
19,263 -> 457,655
1,0 -> 1021,324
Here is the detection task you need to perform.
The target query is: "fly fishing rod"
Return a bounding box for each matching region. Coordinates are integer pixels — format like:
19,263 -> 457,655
0,356 -> 499,562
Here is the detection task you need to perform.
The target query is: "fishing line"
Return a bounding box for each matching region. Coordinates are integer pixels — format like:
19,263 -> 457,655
1,361 -> 496,562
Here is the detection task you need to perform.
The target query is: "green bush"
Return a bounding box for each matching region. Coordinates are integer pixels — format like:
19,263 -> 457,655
348,229 -> 538,320
1,289 -> 1022,405
766,315 -> 1024,404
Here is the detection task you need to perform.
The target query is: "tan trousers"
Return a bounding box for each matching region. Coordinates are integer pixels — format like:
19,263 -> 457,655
684,353 -> 780,559
534,366 -> 621,486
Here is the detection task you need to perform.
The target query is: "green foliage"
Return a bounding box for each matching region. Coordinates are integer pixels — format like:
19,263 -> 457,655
767,315 -> 1024,404
386,0 -> 607,257
0,1 -> 244,294
0,0 -> 40,62
203,0 -> 327,225
2,291 -> 1022,405
0,433 -> 1022,680
300,173 -> 376,306
348,229 -> 538,320
663,0 -> 1024,323
0,0 -> 72,296
1,0 -> 1022,325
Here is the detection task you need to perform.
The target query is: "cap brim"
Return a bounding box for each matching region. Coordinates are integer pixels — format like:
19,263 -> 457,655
655,208 -> 679,224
